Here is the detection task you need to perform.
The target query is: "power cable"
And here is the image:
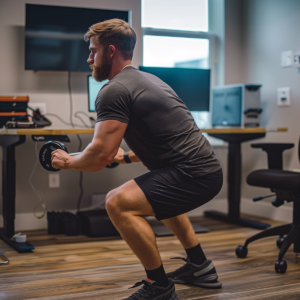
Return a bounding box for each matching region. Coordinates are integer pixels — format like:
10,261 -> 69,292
29,142 -> 47,219
68,71 -> 84,211
76,134 -> 84,211
74,112 -> 90,127
44,113 -> 87,128
68,71 -> 74,127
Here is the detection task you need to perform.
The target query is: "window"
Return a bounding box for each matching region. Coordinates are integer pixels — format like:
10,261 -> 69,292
142,0 -> 208,32
143,36 -> 209,69
141,0 -> 223,145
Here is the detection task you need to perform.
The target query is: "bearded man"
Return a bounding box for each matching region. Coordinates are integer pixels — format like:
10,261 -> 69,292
51,19 -> 223,300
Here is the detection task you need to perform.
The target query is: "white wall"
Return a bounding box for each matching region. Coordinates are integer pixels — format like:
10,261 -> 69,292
241,0 -> 300,205
224,0 -> 246,84
209,0 -> 300,219
0,0 -> 147,221
219,0 -> 300,213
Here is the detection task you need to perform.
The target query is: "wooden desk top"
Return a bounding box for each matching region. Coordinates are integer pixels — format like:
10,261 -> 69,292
0,128 -> 94,135
202,127 -> 287,134
0,127 -> 287,135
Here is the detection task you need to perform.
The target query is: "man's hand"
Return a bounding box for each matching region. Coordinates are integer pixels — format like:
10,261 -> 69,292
51,149 -> 74,170
113,147 -> 126,164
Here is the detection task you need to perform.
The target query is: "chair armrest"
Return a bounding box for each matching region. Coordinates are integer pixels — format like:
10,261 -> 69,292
251,143 -> 294,170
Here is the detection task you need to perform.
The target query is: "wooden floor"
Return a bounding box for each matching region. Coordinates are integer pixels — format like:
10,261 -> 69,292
1,216 -> 300,300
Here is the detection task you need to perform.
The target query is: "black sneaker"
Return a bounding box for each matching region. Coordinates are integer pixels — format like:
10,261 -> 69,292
123,278 -> 178,300
167,257 -> 222,289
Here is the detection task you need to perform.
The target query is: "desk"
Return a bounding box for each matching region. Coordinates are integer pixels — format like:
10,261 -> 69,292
0,128 -> 93,252
201,127 -> 287,230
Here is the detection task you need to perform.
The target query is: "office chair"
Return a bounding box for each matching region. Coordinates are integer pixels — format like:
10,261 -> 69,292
235,141 -> 300,273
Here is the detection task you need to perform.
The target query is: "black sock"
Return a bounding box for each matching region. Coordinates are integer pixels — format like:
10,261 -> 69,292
185,243 -> 207,265
145,264 -> 169,287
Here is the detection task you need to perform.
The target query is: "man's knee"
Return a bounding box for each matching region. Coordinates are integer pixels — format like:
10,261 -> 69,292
105,188 -> 124,217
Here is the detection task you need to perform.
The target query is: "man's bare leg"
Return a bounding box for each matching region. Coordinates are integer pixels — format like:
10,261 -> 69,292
105,179 -> 164,270
162,214 -> 199,249
162,214 -> 207,265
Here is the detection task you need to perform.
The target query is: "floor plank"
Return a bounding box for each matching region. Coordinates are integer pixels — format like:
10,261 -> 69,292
0,216 -> 299,300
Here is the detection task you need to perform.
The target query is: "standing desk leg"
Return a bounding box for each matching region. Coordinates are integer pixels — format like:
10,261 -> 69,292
205,141 -> 270,230
0,135 -> 35,252
228,142 -> 242,220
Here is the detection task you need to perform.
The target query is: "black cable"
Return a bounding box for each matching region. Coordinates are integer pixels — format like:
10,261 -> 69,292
68,71 -> 84,211
44,113 -> 86,128
68,71 -> 74,128
74,111 -> 96,128
77,134 -> 84,211
74,113 -> 90,127
75,111 -> 92,118
30,104 -> 88,128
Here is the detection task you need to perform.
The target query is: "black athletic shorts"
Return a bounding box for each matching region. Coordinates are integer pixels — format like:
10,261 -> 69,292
134,166 -> 223,221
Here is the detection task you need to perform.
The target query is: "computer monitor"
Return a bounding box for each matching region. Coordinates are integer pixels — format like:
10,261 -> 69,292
211,86 -> 242,126
88,67 -> 211,113
87,76 -> 108,112
139,66 -> 210,111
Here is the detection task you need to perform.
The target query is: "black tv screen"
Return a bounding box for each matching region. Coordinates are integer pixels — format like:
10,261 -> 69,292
25,4 -> 129,71
139,67 -> 210,111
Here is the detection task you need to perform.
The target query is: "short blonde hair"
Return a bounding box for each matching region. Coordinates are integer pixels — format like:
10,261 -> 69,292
84,19 -> 136,60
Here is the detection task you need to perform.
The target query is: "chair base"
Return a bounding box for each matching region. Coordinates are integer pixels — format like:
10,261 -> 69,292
236,222 -> 300,273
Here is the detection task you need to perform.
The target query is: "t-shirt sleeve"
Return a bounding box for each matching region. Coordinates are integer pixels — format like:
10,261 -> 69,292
95,82 -> 131,124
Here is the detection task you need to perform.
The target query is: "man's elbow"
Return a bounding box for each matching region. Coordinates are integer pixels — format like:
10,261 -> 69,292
92,154 -> 114,172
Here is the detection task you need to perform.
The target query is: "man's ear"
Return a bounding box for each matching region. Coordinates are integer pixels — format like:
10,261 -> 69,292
108,45 -> 116,58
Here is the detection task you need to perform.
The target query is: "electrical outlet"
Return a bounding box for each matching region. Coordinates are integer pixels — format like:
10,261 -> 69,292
294,52 -> 300,68
49,173 -> 60,188
29,103 -> 47,115
277,87 -> 291,107
281,50 -> 293,67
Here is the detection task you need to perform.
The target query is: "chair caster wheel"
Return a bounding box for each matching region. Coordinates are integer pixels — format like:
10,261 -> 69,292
275,260 -> 287,273
236,245 -> 248,258
277,237 -> 285,249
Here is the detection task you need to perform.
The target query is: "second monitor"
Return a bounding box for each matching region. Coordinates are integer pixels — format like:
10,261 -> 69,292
88,67 -> 210,113
139,66 -> 210,112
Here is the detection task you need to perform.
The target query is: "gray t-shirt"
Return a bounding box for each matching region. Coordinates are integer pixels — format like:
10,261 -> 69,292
95,67 -> 221,177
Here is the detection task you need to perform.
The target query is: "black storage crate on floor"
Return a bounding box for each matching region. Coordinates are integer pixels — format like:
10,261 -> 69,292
47,211 -> 80,236
76,209 -> 120,237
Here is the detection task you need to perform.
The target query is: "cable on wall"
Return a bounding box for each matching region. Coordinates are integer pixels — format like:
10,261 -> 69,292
44,113 -> 87,128
68,71 -> 84,211
76,134 -> 84,211
68,71 -> 75,128
74,111 -> 91,128
29,142 -> 47,219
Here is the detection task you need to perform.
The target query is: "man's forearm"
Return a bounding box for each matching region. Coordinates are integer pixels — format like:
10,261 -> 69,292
69,142 -> 112,172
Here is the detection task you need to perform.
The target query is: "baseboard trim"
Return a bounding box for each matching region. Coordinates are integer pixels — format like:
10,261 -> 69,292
0,198 -> 292,231
0,210 -> 77,232
187,198 -> 292,223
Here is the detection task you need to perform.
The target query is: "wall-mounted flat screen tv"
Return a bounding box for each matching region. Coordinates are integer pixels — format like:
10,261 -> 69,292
25,4 -> 129,72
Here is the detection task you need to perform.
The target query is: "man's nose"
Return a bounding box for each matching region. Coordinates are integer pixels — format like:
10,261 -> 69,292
87,54 -> 93,64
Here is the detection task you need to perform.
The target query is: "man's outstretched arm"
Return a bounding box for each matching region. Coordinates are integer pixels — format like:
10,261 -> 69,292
51,120 -> 127,172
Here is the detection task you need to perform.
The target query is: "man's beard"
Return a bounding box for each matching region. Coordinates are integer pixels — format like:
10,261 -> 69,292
90,51 -> 112,82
